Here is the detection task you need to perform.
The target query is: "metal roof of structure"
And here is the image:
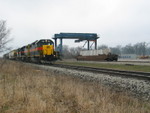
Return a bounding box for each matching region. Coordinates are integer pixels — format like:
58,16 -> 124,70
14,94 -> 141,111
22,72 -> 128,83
53,33 -> 99,41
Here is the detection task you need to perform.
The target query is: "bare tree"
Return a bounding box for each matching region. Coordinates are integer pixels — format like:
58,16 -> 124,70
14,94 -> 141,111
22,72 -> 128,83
70,46 -> 82,57
62,45 -> 83,59
110,45 -> 122,55
62,45 -> 71,59
133,42 -> 148,56
0,20 -> 12,67
122,44 -> 135,54
0,20 -> 11,53
98,44 -> 108,50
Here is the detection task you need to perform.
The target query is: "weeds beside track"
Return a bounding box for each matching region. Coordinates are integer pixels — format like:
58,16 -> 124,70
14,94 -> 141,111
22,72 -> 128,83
0,60 -> 150,113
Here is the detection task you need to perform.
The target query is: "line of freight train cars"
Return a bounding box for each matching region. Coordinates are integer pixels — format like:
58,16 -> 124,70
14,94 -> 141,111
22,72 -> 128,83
3,39 -> 59,63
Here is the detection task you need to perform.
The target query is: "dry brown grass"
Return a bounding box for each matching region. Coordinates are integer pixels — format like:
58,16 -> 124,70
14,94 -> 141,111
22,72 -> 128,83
0,60 -> 150,113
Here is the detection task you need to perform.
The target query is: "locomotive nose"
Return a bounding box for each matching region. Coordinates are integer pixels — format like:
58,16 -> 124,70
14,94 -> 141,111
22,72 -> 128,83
43,45 -> 54,55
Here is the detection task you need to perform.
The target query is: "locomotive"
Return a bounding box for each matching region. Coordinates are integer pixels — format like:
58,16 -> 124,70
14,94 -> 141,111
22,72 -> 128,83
3,39 -> 59,63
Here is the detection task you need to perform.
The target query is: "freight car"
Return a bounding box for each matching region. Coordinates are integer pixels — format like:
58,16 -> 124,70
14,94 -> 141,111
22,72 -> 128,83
3,39 -> 59,63
76,49 -> 118,61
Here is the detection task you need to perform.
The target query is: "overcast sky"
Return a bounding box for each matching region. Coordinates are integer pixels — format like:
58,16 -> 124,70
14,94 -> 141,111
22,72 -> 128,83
0,0 -> 150,49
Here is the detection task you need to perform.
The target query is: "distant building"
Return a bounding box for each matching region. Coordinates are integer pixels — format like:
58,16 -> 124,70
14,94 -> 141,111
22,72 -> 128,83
119,54 -> 137,59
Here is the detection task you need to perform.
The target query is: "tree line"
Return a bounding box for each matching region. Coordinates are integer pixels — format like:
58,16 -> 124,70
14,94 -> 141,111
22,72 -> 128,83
108,42 -> 150,56
62,42 -> 150,58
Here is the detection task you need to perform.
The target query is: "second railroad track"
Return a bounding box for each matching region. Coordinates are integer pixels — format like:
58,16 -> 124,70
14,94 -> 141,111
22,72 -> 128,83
51,63 -> 150,80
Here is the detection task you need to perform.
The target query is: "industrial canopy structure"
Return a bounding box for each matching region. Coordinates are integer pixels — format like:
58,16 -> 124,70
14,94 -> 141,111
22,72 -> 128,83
53,33 -> 99,54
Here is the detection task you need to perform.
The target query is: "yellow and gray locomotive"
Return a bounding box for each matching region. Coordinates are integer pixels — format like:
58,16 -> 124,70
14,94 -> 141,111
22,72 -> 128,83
4,39 -> 59,62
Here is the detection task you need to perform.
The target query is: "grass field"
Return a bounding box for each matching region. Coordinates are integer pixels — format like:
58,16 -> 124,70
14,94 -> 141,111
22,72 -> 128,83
56,61 -> 150,72
0,60 -> 150,113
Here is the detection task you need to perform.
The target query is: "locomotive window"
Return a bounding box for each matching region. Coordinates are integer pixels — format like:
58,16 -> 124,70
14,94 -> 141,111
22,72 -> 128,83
37,40 -> 54,46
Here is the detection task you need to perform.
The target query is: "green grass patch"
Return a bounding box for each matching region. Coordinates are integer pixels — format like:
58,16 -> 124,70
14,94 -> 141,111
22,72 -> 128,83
1,104 -> 10,112
56,61 -> 150,72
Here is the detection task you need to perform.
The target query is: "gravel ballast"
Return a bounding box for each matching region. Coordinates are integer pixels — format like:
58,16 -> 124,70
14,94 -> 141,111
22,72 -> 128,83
35,64 -> 150,101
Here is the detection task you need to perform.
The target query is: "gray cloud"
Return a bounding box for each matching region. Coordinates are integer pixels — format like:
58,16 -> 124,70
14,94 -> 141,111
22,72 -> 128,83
0,0 -> 150,48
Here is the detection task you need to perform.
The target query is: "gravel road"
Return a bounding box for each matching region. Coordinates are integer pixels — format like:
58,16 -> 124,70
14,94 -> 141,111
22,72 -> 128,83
34,64 -> 150,101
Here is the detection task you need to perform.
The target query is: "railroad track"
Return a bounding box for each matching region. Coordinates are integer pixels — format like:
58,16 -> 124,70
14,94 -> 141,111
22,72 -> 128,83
118,60 -> 150,63
51,63 -> 150,80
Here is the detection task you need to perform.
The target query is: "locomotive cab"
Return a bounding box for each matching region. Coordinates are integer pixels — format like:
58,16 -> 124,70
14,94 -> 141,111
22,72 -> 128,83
37,39 -> 54,55
36,39 -> 57,61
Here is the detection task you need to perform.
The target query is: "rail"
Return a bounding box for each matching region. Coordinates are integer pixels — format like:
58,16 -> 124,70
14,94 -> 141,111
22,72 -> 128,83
51,63 -> 150,80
